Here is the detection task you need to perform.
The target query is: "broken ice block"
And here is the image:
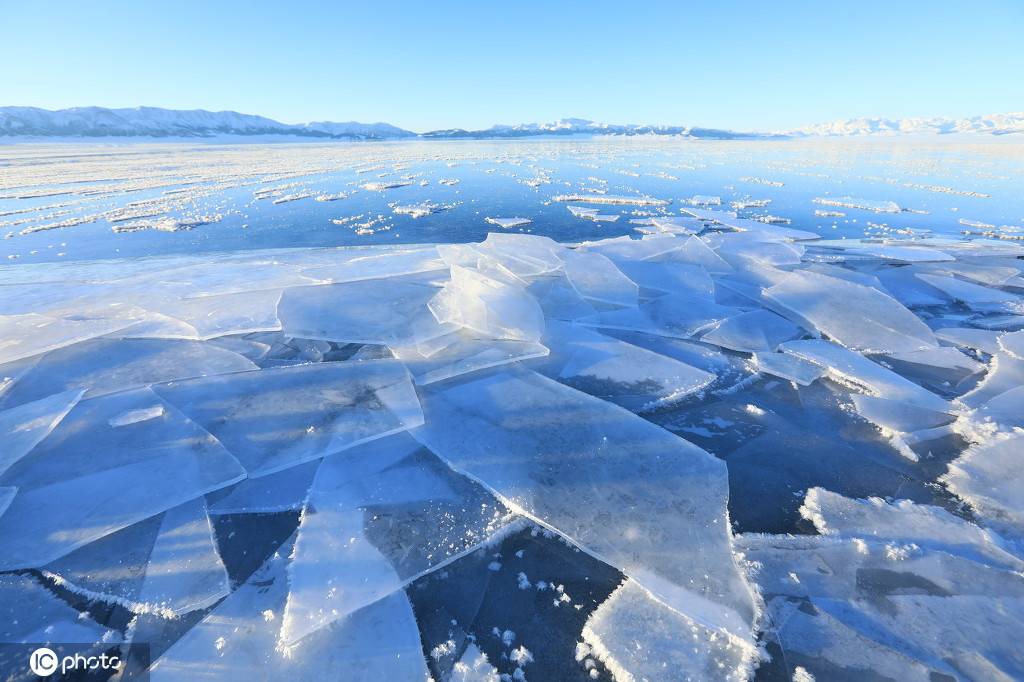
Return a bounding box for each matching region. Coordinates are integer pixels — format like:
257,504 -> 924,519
0,387 -> 245,569
412,368 -> 757,639
154,361 -> 423,478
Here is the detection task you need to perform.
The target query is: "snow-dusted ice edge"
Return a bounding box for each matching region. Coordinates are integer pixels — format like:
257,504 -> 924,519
1,217 -> 1023,680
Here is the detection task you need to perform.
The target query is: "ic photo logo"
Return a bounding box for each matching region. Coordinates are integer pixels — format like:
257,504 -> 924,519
29,647 -> 59,676
28,646 -> 122,678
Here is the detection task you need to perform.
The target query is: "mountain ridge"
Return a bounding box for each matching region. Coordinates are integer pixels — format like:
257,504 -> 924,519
2,106 -> 1022,140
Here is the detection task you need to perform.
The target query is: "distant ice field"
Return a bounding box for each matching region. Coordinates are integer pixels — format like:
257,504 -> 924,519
1,136 -> 1022,264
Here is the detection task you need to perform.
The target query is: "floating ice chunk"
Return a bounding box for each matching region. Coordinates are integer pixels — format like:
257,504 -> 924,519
614,260 -> 714,299
278,274 -> 451,346
934,327 -> 1002,355
0,573 -> 120,646
542,321 -> 715,410
943,433 -> 1024,539
916,273 -> 1017,306
429,266 -> 546,343
0,388 -> 82,477
0,388 -> 244,570
208,459 -> 321,515
152,538 -> 429,681
359,180 -> 412,191
0,338 -> 256,410
680,208 -> 820,241
136,497 -> 230,615
700,310 -> 803,353
779,340 -> 950,413
392,202 -> 449,218
413,368 -> 757,639
451,643 -> 500,682
800,487 -> 1023,571
0,312 -> 134,365
648,216 -> 701,235
281,434 -> 513,644
812,196 -> 902,213
392,331 -> 549,385
561,250 -> 638,307
578,294 -> 738,340
687,195 -> 722,206
154,361 -> 423,478
765,270 -> 938,354
567,205 -> 619,222
551,194 -> 669,206
752,352 -> 826,386
485,217 -> 532,229
583,580 -> 758,682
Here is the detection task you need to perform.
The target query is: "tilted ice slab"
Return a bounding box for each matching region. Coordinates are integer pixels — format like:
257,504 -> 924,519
42,497 -> 229,616
934,327 -> 1003,355
412,368 -> 758,640
430,265 -> 546,343
615,260 -> 715,299
151,537 -> 429,681
779,340 -> 950,414
391,330 -> 549,386
997,328 -> 1024,360
0,312 -> 135,365
207,459 -> 321,515
0,387 -> 245,570
475,232 -> 564,278
560,249 -> 638,307
916,272 -> 1018,306
0,388 -> 82,477
765,269 -> 938,354
296,246 -> 447,284
583,580 -> 758,682
958,350 -> 1024,408
153,360 -> 423,478
0,338 -> 255,410
578,293 -> 738,340
812,240 -> 954,262
700,310 -> 804,353
800,487 -> 1023,571
281,434 -> 515,644
579,234 -> 690,264
752,351 -> 826,386
278,273 -> 451,346
540,321 -> 715,411
942,432 -> 1024,540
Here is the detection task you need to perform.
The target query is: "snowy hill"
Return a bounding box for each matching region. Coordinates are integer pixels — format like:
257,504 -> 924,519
422,118 -> 769,139
0,106 -> 416,139
787,112 -> 1024,137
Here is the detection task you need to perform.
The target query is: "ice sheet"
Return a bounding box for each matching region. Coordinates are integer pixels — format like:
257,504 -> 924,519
0,387 -> 245,569
943,433 -> 1024,540
151,537 -> 430,681
0,388 -> 82,476
412,368 -> 757,640
765,270 -> 938,354
700,310 -> 804,353
0,338 -> 255,410
153,360 -> 423,478
578,294 -> 738,340
281,434 -> 514,644
583,580 -> 758,682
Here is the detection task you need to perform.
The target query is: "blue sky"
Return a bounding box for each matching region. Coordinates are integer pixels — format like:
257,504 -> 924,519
2,0 -> 1022,132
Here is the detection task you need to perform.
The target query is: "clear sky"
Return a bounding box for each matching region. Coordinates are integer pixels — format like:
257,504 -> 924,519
2,0 -> 1022,133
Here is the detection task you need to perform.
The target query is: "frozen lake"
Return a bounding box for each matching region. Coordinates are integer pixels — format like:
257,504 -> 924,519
1,137 -> 1023,681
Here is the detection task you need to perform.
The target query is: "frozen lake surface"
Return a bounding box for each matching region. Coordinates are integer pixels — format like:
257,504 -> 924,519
1,138 -> 1023,681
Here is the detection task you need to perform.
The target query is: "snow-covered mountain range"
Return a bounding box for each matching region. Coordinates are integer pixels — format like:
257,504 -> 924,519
2,106 -> 1022,140
786,112 -> 1024,137
0,106 -> 415,139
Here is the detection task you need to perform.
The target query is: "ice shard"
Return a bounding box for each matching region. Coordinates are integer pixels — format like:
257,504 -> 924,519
0,387 -> 245,570
0,388 -> 82,476
154,361 -> 423,478
412,368 -> 757,639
